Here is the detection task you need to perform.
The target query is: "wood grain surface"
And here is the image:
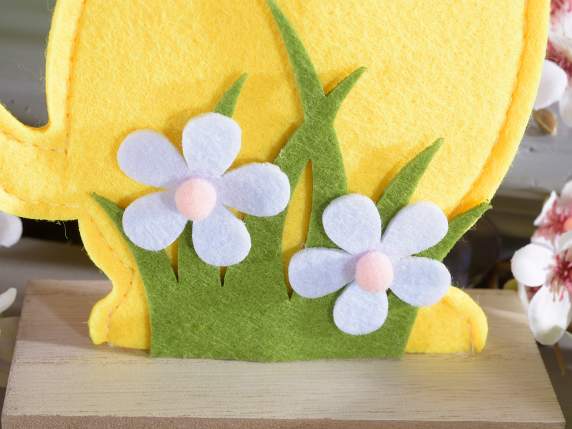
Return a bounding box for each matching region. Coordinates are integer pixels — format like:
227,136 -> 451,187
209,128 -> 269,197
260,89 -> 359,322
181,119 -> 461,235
1,281 -> 565,428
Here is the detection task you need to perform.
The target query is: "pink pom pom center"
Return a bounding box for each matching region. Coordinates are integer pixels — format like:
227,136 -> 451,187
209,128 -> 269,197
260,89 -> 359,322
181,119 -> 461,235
175,178 -> 217,221
564,217 -> 572,232
355,251 -> 394,293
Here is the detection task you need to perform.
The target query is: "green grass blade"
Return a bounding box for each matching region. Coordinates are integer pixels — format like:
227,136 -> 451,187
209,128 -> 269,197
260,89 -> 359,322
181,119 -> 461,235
377,138 -> 443,224
215,74 -> 248,117
267,0 -> 324,114
92,193 -> 177,287
418,202 -> 491,261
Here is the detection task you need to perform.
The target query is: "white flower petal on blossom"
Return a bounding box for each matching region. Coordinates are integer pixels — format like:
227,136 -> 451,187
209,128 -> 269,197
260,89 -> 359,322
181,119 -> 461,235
219,163 -> 290,216
192,204 -> 251,266
534,60 -> 568,110
0,288 -> 16,315
123,191 -> 187,251
557,230 -> 572,253
390,257 -> 450,307
560,180 -> 572,204
533,191 -> 557,226
378,202 -> 448,260
322,194 -> 382,255
531,234 -> 554,249
0,212 -> 22,247
118,130 -> 189,188
511,243 -> 554,286
182,113 -> 241,177
559,86 -> 572,127
289,248 -> 356,298
333,281 -> 388,335
528,286 -> 572,346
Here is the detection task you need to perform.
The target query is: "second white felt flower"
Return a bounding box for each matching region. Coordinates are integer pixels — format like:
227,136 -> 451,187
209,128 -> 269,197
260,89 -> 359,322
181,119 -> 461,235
118,112 -> 291,266
289,194 -> 451,335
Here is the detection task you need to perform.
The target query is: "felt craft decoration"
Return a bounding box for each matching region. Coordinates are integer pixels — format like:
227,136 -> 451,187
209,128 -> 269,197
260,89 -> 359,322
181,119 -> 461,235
118,112 -> 291,265
289,196 -> 451,335
0,0 -> 549,358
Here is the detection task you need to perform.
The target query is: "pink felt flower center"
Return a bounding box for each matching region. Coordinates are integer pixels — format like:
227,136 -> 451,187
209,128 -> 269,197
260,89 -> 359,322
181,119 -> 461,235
174,178 -> 217,221
355,251 -> 394,293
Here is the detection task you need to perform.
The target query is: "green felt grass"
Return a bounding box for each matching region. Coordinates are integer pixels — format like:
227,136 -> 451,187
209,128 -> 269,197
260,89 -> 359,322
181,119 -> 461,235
94,0 -> 489,361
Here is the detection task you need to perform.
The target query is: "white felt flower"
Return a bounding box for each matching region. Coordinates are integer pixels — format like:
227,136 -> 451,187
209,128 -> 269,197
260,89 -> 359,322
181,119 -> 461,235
118,112 -> 291,266
0,288 -> 16,315
289,194 -> 451,335
511,235 -> 572,345
0,212 -> 22,248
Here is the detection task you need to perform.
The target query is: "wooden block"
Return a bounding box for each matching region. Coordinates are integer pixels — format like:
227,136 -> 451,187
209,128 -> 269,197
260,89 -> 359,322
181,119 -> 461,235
1,281 -> 565,428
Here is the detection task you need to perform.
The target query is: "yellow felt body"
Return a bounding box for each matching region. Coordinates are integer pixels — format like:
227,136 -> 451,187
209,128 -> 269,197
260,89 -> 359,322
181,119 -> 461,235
406,287 -> 488,354
0,0 -> 548,351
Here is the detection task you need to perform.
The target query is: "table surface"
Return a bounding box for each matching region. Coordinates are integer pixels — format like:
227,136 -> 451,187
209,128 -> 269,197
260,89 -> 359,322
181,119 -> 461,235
1,281 -> 565,428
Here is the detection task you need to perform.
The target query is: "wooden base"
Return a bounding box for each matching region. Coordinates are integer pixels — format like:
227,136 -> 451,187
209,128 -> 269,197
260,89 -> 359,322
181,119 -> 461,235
1,281 -> 565,428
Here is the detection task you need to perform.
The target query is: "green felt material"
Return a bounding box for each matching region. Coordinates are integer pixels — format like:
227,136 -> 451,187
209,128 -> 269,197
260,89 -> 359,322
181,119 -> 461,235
214,74 -> 247,116
377,139 -> 443,225
175,74 -> 248,289
419,202 -> 491,261
95,0 -> 489,361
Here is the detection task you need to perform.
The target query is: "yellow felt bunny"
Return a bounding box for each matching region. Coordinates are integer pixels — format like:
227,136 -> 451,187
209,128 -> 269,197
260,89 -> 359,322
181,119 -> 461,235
0,0 -> 548,359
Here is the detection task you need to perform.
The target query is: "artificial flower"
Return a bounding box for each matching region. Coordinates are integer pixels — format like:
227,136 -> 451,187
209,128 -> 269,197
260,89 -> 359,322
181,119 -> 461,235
118,112 -> 291,266
539,0 -> 572,125
511,234 -> 572,345
0,288 -> 16,316
288,194 -> 451,335
0,211 -> 22,247
534,60 -> 568,111
533,180 -> 572,241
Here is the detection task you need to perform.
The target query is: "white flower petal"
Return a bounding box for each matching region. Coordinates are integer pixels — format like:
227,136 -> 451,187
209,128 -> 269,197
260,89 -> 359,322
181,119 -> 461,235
322,194 -> 382,255
390,257 -> 450,307
192,205 -> 251,266
118,130 -> 188,188
560,180 -> 572,203
378,202 -> 448,260
0,288 -> 16,315
0,212 -> 22,247
528,286 -> 572,346
219,163 -> 290,216
557,230 -> 572,253
123,191 -> 187,251
289,248 -> 355,298
533,191 -> 557,226
333,282 -> 388,335
534,60 -> 568,110
511,243 -> 554,286
559,86 -> 572,127
182,113 -> 241,177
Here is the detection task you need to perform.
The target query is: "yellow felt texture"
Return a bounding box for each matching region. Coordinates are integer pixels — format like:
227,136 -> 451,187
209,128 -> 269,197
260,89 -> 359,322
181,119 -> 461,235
406,286 -> 488,354
0,0 -> 548,351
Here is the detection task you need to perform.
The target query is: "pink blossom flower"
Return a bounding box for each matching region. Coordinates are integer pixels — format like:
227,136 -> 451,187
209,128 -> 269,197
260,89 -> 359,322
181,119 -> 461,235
533,181 -> 572,242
